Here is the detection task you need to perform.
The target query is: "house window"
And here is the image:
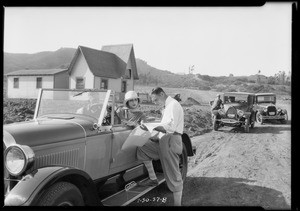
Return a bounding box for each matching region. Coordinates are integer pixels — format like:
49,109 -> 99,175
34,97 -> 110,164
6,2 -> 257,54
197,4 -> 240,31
100,79 -> 108,90
124,69 -> 131,79
121,81 -> 127,93
13,78 -> 19,88
76,77 -> 85,89
36,77 -> 42,88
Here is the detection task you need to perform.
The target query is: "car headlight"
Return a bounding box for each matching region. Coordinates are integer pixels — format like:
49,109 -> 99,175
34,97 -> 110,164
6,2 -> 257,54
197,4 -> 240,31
237,110 -> 244,117
263,108 -> 268,112
278,108 -> 282,113
4,145 -> 35,176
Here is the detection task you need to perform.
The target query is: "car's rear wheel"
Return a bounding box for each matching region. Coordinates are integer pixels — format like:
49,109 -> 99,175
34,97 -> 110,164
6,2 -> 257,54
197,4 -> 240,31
256,112 -> 264,125
37,182 -> 84,206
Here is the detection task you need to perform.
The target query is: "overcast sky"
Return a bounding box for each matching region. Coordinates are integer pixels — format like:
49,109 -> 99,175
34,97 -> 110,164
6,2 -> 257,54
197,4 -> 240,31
4,3 -> 293,77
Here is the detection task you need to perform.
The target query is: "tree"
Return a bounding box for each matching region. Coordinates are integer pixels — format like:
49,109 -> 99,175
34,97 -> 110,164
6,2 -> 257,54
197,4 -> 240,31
257,70 -> 261,84
267,76 -> 276,85
188,65 -> 194,74
274,70 -> 287,85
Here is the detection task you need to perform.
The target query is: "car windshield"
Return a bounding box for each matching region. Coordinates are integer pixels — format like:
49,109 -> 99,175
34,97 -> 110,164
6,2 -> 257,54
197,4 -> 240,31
256,95 -> 275,103
224,94 -> 248,104
36,89 -> 108,120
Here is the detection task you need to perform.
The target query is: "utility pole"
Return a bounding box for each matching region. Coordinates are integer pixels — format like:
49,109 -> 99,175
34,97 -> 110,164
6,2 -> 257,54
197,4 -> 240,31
189,65 -> 194,74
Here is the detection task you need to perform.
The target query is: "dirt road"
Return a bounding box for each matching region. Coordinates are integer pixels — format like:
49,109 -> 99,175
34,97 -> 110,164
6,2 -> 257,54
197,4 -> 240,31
129,120 -> 291,209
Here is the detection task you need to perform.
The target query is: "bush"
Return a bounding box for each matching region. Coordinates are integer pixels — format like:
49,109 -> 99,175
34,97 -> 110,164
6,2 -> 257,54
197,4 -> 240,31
227,88 -> 237,92
233,81 -> 243,86
198,85 -> 211,90
3,98 -> 36,124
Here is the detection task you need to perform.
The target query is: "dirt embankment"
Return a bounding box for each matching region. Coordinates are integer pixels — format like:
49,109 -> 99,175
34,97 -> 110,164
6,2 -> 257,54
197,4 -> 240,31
130,121 -> 291,209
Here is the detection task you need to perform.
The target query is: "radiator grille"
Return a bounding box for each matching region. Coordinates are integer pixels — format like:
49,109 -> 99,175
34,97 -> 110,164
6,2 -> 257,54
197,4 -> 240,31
226,107 -> 237,119
267,106 -> 277,116
32,148 -> 80,170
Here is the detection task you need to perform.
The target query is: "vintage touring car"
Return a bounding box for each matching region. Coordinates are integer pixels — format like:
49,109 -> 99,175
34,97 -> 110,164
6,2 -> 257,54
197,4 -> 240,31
254,93 -> 288,124
3,89 -> 195,206
211,92 -> 256,133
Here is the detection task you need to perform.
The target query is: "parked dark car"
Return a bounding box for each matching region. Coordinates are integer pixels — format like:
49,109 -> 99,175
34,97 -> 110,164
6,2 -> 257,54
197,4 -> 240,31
211,92 -> 255,133
254,93 -> 288,124
4,89 -> 195,206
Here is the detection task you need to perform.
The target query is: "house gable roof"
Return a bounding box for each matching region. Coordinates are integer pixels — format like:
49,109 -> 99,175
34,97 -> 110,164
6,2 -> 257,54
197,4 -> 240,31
5,69 -> 68,76
101,44 -> 138,79
68,46 -> 126,79
101,44 -> 133,64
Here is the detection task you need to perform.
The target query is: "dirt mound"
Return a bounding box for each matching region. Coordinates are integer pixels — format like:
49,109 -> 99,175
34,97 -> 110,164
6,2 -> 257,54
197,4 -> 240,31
183,105 -> 212,137
182,97 -> 201,106
3,98 -> 36,124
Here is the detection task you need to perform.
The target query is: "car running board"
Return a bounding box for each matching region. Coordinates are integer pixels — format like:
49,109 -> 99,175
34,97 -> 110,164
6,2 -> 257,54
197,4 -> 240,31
101,172 -> 165,206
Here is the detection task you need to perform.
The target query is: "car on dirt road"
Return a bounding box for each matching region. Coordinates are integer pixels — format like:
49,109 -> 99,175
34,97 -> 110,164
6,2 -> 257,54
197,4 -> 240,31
4,88 -> 195,206
254,93 -> 288,124
211,92 -> 256,133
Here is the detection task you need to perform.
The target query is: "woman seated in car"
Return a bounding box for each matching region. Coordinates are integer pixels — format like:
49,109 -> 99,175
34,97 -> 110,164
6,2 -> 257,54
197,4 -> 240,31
115,90 -> 147,128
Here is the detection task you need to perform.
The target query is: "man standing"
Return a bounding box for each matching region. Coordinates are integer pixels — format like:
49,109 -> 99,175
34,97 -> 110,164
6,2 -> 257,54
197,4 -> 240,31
211,94 -> 223,111
137,87 -> 184,206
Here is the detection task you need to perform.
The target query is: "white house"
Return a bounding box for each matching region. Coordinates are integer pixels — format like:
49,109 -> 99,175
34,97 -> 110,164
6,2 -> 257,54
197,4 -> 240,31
5,44 -> 139,99
5,69 -> 69,99
68,44 -> 139,94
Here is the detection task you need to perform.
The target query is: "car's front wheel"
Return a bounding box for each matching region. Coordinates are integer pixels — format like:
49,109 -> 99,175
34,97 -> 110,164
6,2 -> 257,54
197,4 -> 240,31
250,118 -> 255,129
280,113 -> 288,124
244,118 -> 250,133
37,182 -> 84,206
212,115 -> 219,131
256,112 -> 264,125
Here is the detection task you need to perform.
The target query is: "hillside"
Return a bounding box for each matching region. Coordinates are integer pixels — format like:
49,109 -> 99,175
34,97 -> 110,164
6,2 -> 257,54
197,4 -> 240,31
4,48 -> 76,74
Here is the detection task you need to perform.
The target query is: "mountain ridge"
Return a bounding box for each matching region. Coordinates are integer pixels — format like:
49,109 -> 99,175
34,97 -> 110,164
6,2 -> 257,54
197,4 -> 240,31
4,47 -> 276,90
3,47 -> 262,78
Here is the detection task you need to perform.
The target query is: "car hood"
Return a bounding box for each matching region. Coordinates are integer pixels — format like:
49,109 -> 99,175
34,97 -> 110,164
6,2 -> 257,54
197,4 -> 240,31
3,117 -> 96,147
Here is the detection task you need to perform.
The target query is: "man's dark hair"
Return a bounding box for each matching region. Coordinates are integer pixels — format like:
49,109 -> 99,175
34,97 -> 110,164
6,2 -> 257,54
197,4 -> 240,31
151,87 -> 165,95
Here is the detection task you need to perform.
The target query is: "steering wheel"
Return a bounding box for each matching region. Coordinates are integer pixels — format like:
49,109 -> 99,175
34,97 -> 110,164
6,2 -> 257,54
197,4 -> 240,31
102,105 -> 122,126
88,103 -> 102,114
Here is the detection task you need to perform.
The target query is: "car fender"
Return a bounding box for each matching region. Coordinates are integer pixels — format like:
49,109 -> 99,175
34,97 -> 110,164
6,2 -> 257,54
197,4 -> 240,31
182,133 -> 195,156
5,166 -> 101,206
256,109 -> 264,115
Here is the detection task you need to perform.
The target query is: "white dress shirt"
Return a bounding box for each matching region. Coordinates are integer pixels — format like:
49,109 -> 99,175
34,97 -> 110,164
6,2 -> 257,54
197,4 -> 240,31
160,96 -> 184,134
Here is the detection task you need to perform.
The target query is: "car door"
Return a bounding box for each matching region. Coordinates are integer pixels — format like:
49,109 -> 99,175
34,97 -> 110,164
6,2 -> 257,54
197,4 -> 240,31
84,131 -> 112,179
108,125 -> 142,175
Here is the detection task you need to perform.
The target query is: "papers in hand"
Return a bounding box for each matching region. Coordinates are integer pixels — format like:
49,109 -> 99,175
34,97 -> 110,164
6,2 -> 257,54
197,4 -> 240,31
121,123 -> 163,150
121,126 -> 152,150
142,122 -> 164,133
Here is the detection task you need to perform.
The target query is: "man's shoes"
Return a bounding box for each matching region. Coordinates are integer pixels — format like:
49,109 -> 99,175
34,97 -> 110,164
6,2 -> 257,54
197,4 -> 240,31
137,178 -> 159,187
